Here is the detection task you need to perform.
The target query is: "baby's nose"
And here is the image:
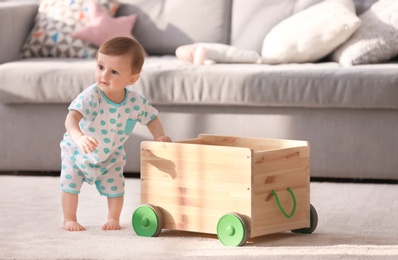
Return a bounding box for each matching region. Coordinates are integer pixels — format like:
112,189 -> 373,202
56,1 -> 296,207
102,71 -> 110,80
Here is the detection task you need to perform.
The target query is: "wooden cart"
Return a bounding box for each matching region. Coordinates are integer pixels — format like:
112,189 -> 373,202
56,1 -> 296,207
132,134 -> 318,246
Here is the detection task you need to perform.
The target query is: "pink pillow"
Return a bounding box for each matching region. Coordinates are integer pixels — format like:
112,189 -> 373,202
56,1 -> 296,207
72,0 -> 140,49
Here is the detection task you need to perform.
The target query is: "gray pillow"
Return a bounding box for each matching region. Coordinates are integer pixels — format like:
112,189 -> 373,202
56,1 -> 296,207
331,0 -> 398,66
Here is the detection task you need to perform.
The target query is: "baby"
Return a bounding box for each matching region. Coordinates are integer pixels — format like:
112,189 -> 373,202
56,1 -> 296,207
60,37 -> 171,231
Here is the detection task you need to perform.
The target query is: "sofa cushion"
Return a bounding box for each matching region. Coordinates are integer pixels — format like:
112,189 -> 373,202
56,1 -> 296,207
116,0 -> 231,55
1,57 -> 398,110
139,57 -> 398,110
0,58 -> 95,103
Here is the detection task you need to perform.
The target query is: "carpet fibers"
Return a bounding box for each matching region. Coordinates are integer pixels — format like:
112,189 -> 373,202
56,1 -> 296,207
1,176 -> 398,259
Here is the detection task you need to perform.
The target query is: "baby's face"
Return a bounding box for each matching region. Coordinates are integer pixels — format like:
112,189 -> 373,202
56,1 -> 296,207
95,53 -> 136,96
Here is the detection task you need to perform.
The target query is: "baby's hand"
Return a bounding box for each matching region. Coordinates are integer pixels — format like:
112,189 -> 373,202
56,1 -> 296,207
77,135 -> 99,154
155,136 -> 172,142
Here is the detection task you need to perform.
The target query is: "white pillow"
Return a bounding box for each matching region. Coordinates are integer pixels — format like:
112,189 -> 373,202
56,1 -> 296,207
331,0 -> 398,66
261,0 -> 361,64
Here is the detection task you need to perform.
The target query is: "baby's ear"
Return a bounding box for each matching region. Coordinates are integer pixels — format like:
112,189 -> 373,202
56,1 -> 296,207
129,73 -> 140,84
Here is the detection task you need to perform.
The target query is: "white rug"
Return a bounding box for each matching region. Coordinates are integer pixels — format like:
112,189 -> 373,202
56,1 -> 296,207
1,176 -> 398,259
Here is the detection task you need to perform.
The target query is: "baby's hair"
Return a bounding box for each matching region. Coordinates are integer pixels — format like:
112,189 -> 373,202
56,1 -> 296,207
97,37 -> 145,74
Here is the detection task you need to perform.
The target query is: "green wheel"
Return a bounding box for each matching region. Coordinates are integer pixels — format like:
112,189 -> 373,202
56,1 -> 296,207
291,204 -> 318,234
132,204 -> 163,237
217,213 -> 249,246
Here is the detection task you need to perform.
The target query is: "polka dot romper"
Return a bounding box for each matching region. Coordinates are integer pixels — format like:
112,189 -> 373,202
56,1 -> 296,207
60,84 -> 158,197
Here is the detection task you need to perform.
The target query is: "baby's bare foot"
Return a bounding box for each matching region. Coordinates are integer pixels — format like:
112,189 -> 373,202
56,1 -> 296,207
102,219 -> 121,230
64,220 -> 85,231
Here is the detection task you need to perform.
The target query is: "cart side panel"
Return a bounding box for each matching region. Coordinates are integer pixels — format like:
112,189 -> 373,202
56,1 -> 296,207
140,141 -> 253,235
197,134 -> 309,152
251,146 -> 310,237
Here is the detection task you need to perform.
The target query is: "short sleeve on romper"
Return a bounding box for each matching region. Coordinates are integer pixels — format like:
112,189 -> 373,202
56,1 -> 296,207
130,92 -> 158,126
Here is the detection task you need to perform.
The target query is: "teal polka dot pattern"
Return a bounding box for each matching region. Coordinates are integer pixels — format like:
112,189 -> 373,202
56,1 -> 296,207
61,85 -> 157,197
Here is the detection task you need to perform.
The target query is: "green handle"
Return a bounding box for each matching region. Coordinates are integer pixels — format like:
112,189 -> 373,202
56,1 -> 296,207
272,187 -> 296,218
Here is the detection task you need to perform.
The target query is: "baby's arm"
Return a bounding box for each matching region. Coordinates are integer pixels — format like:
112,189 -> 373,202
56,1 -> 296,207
65,110 -> 98,153
146,117 -> 172,142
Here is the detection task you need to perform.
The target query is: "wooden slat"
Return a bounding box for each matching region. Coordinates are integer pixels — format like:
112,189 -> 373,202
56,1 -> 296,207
250,143 -> 310,237
140,141 -> 253,234
198,134 -> 309,152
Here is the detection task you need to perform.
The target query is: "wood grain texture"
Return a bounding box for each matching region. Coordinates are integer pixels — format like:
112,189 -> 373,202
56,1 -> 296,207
140,134 -> 310,238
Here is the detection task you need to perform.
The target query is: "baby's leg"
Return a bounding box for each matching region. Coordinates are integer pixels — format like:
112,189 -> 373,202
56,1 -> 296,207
102,196 -> 124,230
62,191 -> 85,231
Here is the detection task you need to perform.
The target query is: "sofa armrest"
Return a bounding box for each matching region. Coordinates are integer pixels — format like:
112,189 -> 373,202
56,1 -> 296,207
0,2 -> 38,64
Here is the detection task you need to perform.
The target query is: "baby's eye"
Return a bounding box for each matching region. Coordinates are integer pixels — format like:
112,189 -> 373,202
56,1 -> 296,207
98,65 -> 104,70
111,70 -> 118,75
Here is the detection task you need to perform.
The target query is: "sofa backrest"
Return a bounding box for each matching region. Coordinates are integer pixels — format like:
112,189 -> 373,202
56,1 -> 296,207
352,0 -> 378,14
117,0 -> 231,55
230,0 -> 298,54
117,0 -> 379,55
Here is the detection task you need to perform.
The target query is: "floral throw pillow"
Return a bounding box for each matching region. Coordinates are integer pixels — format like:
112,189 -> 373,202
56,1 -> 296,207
19,0 -> 119,59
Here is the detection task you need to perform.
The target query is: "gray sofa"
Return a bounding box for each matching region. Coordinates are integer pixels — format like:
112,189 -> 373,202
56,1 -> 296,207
1,0 -> 398,180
